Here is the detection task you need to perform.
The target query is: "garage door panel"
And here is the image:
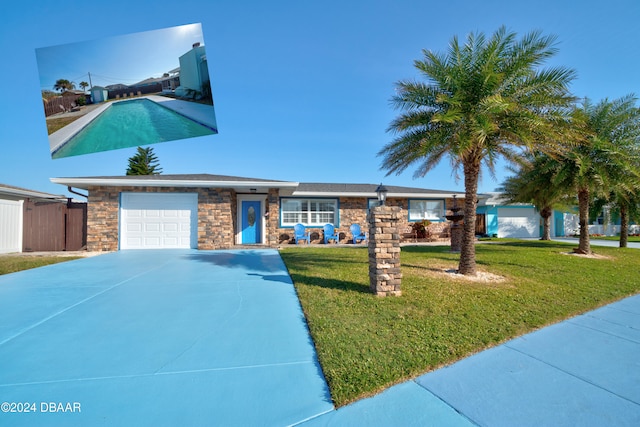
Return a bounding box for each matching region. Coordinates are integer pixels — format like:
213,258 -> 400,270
497,207 -> 539,238
120,193 -> 198,250
163,223 -> 178,232
144,223 -> 160,232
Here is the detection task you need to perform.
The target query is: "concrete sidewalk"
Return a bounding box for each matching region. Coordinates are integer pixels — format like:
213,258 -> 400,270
299,293 -> 640,426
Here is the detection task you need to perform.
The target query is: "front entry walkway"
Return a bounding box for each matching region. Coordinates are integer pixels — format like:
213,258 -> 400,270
0,250 -> 332,426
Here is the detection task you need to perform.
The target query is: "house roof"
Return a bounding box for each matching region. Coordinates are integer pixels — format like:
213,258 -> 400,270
105,84 -> 129,90
0,183 -> 68,202
133,77 -> 162,86
292,182 -> 465,198
50,174 -> 299,192
477,192 -> 531,207
51,174 -> 474,198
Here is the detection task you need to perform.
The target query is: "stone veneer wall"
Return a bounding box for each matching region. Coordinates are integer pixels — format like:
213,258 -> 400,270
86,186 -> 236,251
87,187 -> 120,251
275,197 -> 413,245
268,195 -> 456,246
197,188 -> 235,250
266,188 -> 281,247
368,205 -> 402,296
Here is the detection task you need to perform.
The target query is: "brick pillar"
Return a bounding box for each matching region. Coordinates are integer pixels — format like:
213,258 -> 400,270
368,206 -> 402,296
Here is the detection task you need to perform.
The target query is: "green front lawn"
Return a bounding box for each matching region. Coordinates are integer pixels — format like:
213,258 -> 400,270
590,235 -> 640,242
280,241 -> 640,406
0,256 -> 82,275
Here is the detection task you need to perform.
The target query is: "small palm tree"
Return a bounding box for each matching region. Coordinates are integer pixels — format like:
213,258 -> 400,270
79,81 -> 89,92
53,78 -> 75,93
379,26 -> 576,275
499,154 -> 575,240
550,95 -> 640,253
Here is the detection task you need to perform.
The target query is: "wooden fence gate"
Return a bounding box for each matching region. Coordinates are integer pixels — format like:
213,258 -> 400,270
22,200 -> 87,252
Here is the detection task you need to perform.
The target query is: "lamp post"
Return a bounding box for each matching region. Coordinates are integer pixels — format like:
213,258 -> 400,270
375,183 -> 388,206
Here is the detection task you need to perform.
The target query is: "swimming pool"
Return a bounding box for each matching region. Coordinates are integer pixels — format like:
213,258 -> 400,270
52,98 -> 217,159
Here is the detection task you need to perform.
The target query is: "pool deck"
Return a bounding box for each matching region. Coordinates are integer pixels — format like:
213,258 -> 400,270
48,95 -> 217,154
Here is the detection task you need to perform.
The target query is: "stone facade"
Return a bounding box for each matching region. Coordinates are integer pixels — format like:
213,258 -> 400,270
87,187 -> 120,251
273,196 -> 458,245
367,206 -> 402,296
265,188 -> 281,247
86,186 -> 237,251
86,186 -> 458,251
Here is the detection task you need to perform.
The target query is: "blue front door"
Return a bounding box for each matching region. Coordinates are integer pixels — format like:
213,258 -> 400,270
241,201 -> 261,244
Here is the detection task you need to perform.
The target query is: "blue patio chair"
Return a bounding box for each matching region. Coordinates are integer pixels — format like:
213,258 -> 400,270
294,223 -> 310,245
350,223 -> 367,244
323,223 -> 339,244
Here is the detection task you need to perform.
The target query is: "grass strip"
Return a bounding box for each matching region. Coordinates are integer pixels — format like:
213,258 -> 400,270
0,256 -> 82,275
280,241 -> 640,406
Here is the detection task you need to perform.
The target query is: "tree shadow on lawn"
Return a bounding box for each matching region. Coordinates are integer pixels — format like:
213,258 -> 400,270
289,273 -> 371,294
279,248 -> 370,271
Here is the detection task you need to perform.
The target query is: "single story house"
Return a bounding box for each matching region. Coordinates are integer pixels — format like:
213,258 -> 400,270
51,174 -> 469,251
0,183 -> 86,253
476,192 -> 584,238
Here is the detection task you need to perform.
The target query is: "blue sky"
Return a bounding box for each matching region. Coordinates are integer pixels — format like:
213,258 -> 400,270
36,24 -> 204,90
1,0 -> 639,198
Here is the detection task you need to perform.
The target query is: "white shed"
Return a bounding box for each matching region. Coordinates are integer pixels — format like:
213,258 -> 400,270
90,86 -> 109,103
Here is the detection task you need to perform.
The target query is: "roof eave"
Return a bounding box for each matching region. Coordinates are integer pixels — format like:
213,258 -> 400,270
50,177 -> 299,190
0,186 -> 67,201
291,191 -> 466,198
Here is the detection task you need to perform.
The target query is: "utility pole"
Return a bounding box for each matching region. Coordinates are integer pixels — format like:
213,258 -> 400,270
88,72 -> 93,88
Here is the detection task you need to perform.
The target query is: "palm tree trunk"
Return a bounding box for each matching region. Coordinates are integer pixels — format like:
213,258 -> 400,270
620,203 -> 629,248
577,187 -> 591,254
458,160 -> 479,275
540,207 -> 552,240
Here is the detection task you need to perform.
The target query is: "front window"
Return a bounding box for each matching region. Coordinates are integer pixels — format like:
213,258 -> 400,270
409,199 -> 444,221
281,198 -> 338,226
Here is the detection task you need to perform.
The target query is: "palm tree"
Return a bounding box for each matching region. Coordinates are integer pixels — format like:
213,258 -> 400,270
551,95 -> 640,253
79,81 -> 89,92
53,79 -> 75,93
379,26 -> 576,275
498,154 -> 575,240
585,95 -> 640,248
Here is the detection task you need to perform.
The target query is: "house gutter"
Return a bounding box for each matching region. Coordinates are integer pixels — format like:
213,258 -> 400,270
67,186 -> 88,199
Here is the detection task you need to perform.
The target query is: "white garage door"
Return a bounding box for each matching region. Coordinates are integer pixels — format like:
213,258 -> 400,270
497,207 -> 539,238
120,193 -> 198,249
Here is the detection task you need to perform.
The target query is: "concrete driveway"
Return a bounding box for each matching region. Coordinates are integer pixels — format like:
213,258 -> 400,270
0,250 -> 333,426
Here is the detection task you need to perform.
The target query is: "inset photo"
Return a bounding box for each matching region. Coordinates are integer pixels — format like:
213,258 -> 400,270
36,23 -> 218,159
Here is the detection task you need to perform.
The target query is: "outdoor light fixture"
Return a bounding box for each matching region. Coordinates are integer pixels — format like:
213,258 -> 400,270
376,183 -> 388,206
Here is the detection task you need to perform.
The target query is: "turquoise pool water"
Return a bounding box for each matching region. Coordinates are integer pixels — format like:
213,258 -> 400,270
52,98 -> 216,158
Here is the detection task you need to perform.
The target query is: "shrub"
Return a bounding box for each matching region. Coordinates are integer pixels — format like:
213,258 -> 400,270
411,220 -> 432,238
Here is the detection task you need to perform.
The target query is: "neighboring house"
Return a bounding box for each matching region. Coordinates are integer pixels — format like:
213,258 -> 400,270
476,193 -> 542,238
90,86 -> 109,103
476,192 -> 582,238
0,183 -> 87,253
175,42 -> 209,99
160,67 -> 181,93
50,174 -> 468,251
60,90 -> 86,97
